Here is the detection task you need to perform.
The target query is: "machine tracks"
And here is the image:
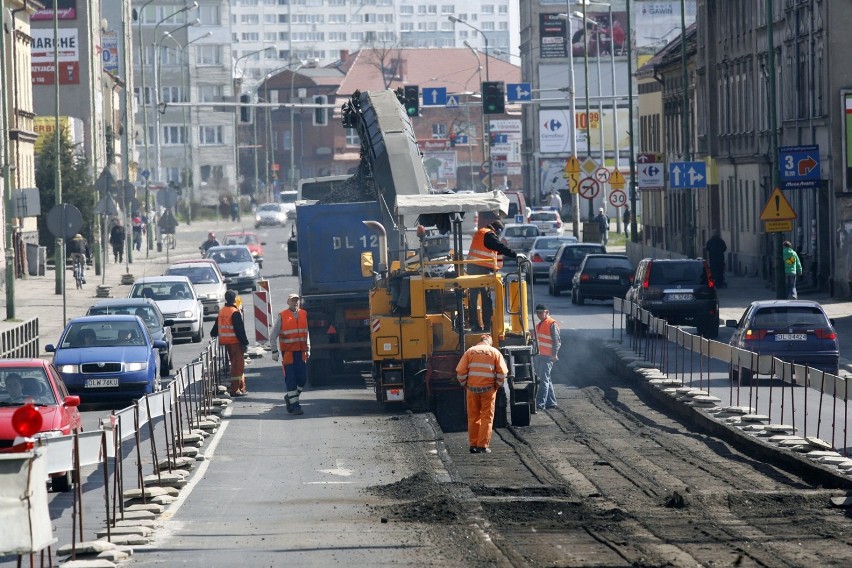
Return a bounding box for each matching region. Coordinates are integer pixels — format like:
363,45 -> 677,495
441,339 -> 852,567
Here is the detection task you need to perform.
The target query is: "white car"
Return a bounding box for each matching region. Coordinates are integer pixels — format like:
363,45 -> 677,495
164,262 -> 228,320
255,202 -> 288,228
280,190 -> 297,219
528,208 -> 564,236
128,276 -> 205,343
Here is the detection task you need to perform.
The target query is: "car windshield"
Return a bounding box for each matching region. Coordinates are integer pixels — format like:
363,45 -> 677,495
88,305 -> 160,331
225,234 -> 258,246
751,306 -> 829,328
280,192 -> 297,204
131,281 -> 193,300
61,322 -> 146,349
529,212 -> 557,222
0,367 -> 56,406
167,266 -> 219,284
535,238 -> 574,250
505,226 -> 538,238
209,248 -> 252,263
647,262 -> 708,285
562,246 -> 605,260
584,257 -> 632,270
259,204 -> 281,212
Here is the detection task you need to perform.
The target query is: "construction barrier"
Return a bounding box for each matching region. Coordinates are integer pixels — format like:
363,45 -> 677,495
253,279 -> 272,345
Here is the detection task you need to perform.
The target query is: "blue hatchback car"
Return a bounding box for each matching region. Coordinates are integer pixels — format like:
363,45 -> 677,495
46,315 -> 167,403
726,300 -> 839,382
547,243 -> 607,296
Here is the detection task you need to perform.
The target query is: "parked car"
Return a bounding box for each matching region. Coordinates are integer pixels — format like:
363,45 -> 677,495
571,254 -> 634,305
548,243 -> 607,295
87,298 -> 175,376
165,261 -> 228,319
223,231 -> 265,268
128,276 -> 205,343
528,208 -> 564,236
0,359 -> 82,491
255,202 -> 288,228
726,300 -> 839,382
205,245 -> 261,292
528,235 -> 578,282
499,224 -> 541,259
46,315 -> 167,404
279,190 -> 297,219
625,258 -> 719,338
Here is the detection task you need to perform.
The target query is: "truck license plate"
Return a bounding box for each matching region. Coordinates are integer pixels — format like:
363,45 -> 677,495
85,378 -> 119,388
775,334 -> 807,341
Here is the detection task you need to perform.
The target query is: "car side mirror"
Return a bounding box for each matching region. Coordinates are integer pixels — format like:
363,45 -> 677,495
153,340 -> 168,350
64,395 -> 81,407
261,242 -> 267,246
223,277 -> 232,284
725,319 -> 738,328
45,344 -> 56,353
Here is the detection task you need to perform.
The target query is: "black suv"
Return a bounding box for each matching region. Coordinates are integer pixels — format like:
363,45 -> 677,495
625,258 -> 719,338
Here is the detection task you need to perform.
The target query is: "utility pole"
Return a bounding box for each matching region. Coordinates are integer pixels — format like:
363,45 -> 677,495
766,0 -> 784,298
0,7 -> 13,318
627,0 -> 638,242
681,0 -> 693,258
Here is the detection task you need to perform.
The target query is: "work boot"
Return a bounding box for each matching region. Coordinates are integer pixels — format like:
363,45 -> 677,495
284,394 -> 293,412
291,405 -> 304,416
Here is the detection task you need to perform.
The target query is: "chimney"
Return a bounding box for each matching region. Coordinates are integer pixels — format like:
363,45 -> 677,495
339,49 -> 349,61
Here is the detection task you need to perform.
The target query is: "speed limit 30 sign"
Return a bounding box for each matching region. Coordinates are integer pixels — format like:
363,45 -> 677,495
608,189 -> 627,208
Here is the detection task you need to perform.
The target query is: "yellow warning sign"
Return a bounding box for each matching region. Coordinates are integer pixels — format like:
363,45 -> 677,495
563,156 -> 581,175
565,172 -> 580,194
609,169 -> 626,189
759,187 -> 797,221
764,220 -> 793,233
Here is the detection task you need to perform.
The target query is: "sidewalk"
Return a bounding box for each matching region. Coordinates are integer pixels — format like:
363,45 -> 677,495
0,220 -> 216,350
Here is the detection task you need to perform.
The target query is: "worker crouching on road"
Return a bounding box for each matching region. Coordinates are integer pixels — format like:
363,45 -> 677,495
211,290 -> 250,397
455,334 -> 507,454
271,293 -> 310,415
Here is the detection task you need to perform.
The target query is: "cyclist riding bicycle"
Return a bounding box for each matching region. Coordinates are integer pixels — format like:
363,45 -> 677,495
67,234 -> 88,287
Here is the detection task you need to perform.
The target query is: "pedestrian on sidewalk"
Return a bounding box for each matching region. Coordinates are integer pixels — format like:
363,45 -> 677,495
595,208 -> 609,245
211,290 -> 250,397
109,219 -> 126,264
455,333 -> 507,454
783,240 -> 803,299
271,293 -> 310,415
622,206 -> 631,237
704,229 -> 727,288
534,304 -> 561,411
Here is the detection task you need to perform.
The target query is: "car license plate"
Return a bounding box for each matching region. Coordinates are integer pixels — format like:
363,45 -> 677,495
775,333 -> 807,341
598,274 -> 619,280
667,293 -> 694,301
85,378 -> 119,388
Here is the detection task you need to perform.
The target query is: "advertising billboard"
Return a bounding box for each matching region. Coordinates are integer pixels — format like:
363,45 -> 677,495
31,28 -> 80,85
32,0 -> 77,21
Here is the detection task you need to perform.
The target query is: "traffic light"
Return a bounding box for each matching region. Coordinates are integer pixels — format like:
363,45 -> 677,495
403,85 -> 419,117
482,81 -> 505,115
239,93 -> 251,123
313,95 -> 328,126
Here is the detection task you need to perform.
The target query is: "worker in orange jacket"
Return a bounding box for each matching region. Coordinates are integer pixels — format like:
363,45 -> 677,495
534,304 -> 561,410
271,293 -> 310,415
455,334 -> 508,453
211,290 -> 250,397
466,220 -> 524,331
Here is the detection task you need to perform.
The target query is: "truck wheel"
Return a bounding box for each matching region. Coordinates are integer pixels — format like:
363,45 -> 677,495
493,387 -> 508,429
510,402 -> 531,427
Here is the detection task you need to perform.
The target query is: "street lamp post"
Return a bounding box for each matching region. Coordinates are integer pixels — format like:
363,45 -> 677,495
462,42 -> 486,186
289,63 -> 304,190
135,0 -> 156,258
234,45 -> 277,196
163,30 -> 212,225
450,16 -> 493,192
558,11 -> 582,238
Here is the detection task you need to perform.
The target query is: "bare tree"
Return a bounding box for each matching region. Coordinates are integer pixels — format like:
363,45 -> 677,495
361,39 -> 406,89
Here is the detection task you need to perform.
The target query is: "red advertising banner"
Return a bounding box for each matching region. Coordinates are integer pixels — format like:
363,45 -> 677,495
32,0 -> 77,20
32,61 -> 80,85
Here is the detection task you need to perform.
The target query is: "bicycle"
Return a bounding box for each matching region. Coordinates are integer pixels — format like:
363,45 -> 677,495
71,254 -> 85,290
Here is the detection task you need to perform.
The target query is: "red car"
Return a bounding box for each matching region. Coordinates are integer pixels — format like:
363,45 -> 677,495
224,231 -> 265,268
0,359 -> 82,491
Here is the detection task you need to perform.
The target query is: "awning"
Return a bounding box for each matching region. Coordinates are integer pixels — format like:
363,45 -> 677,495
395,190 -> 509,216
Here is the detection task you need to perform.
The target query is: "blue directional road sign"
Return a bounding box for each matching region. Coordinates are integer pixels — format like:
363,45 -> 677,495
779,145 -> 820,189
506,82 -> 532,102
421,87 -> 447,106
669,161 -> 707,189
455,134 -> 468,145
445,95 -> 459,108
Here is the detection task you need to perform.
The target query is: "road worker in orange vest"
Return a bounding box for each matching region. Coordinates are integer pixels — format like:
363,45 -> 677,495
271,293 -> 310,415
466,220 -> 525,331
534,304 -> 561,410
455,334 -> 508,454
211,290 -> 250,397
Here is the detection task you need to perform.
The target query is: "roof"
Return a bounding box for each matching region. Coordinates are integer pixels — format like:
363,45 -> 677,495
133,276 -> 193,283
395,190 -> 509,215
89,298 -> 157,307
337,47 -> 521,95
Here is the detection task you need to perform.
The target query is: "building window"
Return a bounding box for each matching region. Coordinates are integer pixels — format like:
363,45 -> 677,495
241,32 -> 260,42
480,21 -> 494,31
345,127 -> 359,146
198,5 -> 220,25
165,167 -> 181,183
198,85 -> 223,103
401,22 -> 414,32
240,14 -> 259,24
199,126 -> 224,145
482,4 -> 494,14
162,126 -> 187,145
196,45 -> 221,66
432,123 -> 447,138
441,5 -> 455,14
329,32 -> 347,41
329,14 -> 346,24
134,86 -> 155,106
160,86 -> 183,103
400,5 -> 413,15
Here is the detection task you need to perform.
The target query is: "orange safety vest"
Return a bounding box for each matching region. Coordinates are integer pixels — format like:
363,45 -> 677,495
217,306 -> 240,345
456,344 -> 508,391
467,228 -> 502,270
278,309 -> 309,352
536,316 -> 559,357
